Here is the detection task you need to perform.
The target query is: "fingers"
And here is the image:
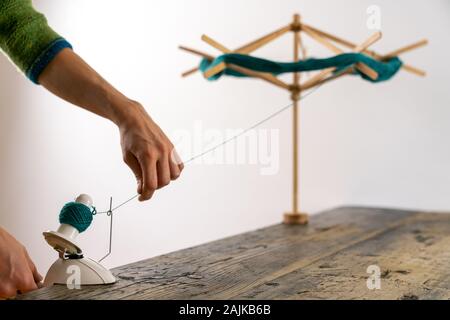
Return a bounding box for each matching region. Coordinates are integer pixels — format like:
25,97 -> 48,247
25,250 -> 43,284
170,148 -> 184,177
33,269 -> 43,285
157,157 -> 171,189
2,264 -> 39,297
16,249 -> 40,293
169,158 -> 181,181
17,273 -> 38,294
0,230 -> 41,298
0,272 -> 37,298
134,146 -> 185,201
121,118 -> 185,201
137,154 -> 158,201
118,102 -> 186,202
0,283 -> 17,299
124,152 -> 143,194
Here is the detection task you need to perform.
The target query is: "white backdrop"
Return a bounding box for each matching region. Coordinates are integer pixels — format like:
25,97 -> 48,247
0,0 -> 449,274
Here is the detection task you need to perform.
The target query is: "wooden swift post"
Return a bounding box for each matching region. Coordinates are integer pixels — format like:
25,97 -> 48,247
283,14 -> 308,224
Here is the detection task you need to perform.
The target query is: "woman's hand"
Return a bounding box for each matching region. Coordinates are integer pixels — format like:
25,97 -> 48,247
117,101 -> 183,201
38,49 -> 184,200
0,227 -> 42,298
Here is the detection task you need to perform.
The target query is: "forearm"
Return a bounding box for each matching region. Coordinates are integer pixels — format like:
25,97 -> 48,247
38,48 -> 140,126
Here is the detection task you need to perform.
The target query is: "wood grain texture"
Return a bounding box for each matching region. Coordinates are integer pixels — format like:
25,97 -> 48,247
18,207 -> 450,300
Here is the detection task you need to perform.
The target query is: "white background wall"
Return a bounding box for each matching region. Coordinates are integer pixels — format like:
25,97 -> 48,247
0,0 -> 449,274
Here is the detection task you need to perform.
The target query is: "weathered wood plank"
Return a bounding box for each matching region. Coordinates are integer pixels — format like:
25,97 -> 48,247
18,207 -> 449,300
238,212 -> 450,300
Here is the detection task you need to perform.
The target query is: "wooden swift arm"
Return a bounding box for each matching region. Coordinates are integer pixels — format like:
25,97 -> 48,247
301,25 -> 379,80
180,25 -> 291,78
199,35 -> 289,90
301,23 -> 427,77
383,39 -> 428,59
301,31 -> 382,90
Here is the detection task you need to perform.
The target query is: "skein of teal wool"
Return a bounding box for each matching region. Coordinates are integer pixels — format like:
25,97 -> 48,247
59,202 -> 93,233
199,53 -> 402,82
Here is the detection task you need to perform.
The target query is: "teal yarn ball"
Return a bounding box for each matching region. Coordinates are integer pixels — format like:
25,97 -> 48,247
59,202 -> 93,233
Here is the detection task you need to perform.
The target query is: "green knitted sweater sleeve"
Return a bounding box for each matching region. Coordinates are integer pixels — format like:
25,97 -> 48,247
0,0 -> 72,83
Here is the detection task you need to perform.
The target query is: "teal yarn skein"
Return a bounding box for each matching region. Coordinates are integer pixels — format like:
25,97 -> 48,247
59,202 -> 93,233
199,53 -> 403,83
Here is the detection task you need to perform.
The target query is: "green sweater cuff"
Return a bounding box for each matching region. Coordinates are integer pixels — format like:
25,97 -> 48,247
0,0 -> 72,84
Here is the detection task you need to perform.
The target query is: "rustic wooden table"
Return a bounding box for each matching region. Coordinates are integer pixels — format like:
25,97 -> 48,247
19,206 -> 450,300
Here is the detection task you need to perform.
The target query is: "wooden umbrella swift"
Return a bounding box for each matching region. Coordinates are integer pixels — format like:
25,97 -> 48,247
180,14 -> 427,225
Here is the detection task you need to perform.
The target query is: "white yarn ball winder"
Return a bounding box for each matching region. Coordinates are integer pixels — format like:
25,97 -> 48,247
43,194 -> 116,286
